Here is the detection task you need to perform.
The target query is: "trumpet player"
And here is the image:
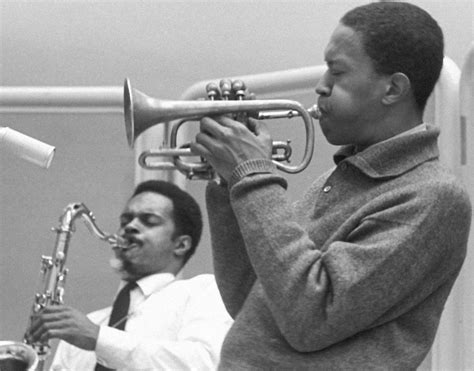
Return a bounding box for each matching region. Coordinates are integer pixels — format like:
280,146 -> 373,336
190,2 -> 472,370
27,180 -> 232,370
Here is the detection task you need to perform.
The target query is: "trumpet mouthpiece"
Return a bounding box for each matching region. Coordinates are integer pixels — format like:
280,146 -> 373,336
308,104 -> 321,120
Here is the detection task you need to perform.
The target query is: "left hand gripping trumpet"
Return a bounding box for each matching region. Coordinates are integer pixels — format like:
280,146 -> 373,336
124,78 -> 320,180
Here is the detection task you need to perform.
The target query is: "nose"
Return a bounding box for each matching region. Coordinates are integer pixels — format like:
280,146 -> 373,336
120,218 -> 140,236
124,224 -> 139,234
315,71 -> 331,97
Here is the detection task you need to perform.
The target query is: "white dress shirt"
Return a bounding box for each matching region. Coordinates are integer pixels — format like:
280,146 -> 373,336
51,273 -> 232,371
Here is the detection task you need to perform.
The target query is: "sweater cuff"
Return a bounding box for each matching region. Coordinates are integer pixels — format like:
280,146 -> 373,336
228,158 -> 276,188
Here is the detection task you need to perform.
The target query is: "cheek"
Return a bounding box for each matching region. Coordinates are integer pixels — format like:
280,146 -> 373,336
332,74 -> 379,104
144,235 -> 176,260
319,118 -> 354,145
127,247 -> 171,275
319,98 -> 366,145
326,82 -> 377,124
330,85 -> 364,113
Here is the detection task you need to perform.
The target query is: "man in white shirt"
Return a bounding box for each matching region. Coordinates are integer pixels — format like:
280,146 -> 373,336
28,180 -> 233,370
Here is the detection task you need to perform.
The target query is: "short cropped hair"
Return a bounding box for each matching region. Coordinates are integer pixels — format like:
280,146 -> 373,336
341,2 -> 444,110
132,180 -> 203,266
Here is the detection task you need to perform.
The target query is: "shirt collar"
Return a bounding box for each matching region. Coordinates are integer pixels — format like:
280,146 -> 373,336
333,123 -> 439,179
119,272 -> 176,297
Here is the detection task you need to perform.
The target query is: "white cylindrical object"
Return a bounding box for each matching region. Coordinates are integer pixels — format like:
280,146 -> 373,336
0,127 -> 55,168
0,86 -> 123,113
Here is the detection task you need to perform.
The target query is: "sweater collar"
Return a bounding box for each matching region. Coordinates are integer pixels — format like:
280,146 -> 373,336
333,124 -> 440,179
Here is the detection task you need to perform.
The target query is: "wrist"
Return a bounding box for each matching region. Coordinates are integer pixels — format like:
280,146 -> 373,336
228,158 -> 276,188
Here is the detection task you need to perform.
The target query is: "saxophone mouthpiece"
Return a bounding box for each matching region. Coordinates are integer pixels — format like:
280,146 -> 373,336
111,235 -> 128,250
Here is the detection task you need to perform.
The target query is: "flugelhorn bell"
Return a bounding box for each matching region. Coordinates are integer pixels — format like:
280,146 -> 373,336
123,78 -> 320,178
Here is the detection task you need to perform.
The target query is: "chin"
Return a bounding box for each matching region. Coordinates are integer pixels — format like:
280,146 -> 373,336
322,132 -> 343,146
322,130 -> 353,146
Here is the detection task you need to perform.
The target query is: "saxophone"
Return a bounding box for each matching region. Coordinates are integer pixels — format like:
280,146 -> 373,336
0,202 -> 124,371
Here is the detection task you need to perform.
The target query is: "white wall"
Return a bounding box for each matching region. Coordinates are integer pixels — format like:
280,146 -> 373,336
1,0 -> 472,368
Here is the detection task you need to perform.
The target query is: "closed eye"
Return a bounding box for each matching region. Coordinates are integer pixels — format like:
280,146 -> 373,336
139,213 -> 162,227
330,69 -> 343,76
119,212 -> 163,228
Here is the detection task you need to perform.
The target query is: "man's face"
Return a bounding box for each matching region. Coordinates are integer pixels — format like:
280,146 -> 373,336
316,24 -> 390,147
113,191 -> 180,281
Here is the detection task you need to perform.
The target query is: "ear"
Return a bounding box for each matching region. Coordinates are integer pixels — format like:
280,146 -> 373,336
381,72 -> 411,105
173,235 -> 192,258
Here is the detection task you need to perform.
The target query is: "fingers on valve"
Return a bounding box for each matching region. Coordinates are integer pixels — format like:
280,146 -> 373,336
206,79 -> 252,101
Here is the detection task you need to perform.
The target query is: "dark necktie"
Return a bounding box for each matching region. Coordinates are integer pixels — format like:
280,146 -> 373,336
95,281 -> 137,371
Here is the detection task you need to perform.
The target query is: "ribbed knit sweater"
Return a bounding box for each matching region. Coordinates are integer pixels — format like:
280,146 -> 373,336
206,125 -> 472,370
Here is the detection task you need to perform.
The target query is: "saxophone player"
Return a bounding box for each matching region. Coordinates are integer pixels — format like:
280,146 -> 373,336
27,180 -> 232,370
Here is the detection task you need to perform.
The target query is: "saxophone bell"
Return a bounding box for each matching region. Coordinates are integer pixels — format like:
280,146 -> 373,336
0,341 -> 38,371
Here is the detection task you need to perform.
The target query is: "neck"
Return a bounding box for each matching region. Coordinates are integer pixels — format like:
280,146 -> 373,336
357,104 -> 423,151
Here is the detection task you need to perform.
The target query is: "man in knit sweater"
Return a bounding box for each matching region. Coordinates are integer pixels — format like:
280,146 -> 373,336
190,2 -> 472,370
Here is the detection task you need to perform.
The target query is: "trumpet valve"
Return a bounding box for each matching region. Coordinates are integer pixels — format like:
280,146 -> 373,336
206,82 -> 220,100
231,80 -> 246,100
219,79 -> 232,100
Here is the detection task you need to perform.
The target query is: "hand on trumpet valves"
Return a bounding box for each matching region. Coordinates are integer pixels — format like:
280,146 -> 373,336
192,78 -> 273,182
190,114 -> 273,183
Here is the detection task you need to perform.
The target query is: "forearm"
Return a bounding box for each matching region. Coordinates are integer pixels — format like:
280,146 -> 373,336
229,172 -> 331,347
96,328 -> 217,370
206,181 -> 256,317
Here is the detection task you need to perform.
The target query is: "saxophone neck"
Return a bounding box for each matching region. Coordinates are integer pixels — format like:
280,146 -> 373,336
64,202 -> 125,248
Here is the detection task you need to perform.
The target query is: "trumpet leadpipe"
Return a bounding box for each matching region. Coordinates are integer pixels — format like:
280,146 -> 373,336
257,104 -> 320,120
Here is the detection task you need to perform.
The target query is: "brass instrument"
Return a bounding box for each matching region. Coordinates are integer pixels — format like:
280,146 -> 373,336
124,78 -> 320,180
0,341 -> 38,371
1,203 -> 124,371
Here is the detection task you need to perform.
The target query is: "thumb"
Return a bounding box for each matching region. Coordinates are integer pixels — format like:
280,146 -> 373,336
247,118 -> 272,155
248,118 -> 271,139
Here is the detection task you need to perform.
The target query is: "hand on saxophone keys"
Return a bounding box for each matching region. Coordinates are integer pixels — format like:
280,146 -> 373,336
26,305 -> 99,352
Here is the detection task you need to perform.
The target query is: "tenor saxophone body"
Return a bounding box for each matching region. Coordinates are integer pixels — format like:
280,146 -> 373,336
1,202 -> 123,371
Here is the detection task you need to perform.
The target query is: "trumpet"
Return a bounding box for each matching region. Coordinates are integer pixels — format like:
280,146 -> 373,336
124,78 -> 320,180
